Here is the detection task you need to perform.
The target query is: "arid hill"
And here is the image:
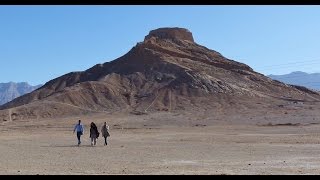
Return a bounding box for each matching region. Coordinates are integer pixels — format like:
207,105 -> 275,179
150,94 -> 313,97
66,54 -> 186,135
1,27 -> 319,122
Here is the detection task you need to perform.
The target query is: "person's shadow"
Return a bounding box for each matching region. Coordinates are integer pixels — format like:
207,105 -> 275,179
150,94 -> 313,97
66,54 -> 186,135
41,144 -> 95,148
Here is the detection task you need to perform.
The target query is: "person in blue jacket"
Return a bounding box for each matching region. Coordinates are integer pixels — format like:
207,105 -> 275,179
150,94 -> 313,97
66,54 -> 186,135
73,120 -> 84,146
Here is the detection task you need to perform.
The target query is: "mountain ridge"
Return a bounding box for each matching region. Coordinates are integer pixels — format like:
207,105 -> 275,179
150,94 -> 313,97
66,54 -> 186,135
0,27 -> 319,122
0,82 -> 42,105
268,71 -> 320,90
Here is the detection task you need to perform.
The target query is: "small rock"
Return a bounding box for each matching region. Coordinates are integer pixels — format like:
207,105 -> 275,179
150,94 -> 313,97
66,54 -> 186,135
248,164 -> 251,165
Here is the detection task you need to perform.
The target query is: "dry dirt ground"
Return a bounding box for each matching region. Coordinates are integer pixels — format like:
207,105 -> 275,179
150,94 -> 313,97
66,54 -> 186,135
1,112 -> 320,175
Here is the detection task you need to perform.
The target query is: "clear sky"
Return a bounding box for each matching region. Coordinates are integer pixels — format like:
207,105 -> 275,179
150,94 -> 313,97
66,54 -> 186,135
1,5 -> 320,85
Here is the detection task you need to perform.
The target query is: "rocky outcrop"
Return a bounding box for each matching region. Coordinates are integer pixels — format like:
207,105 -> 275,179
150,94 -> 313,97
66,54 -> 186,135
145,27 -> 194,42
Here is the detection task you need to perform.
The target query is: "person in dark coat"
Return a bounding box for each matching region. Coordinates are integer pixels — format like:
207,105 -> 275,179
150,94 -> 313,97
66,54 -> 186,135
90,122 -> 99,146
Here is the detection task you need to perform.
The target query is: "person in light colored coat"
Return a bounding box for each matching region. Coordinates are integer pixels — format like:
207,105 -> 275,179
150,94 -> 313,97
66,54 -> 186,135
101,122 -> 110,146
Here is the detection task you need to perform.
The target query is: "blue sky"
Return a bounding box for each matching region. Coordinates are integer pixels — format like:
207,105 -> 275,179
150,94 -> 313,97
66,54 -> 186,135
1,5 -> 320,85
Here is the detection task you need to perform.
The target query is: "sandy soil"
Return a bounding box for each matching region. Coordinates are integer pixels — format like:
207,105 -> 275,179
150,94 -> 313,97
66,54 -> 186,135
1,112 -> 320,175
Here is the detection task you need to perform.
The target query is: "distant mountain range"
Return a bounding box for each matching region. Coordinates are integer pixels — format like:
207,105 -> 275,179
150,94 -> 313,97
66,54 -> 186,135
268,71 -> 320,90
0,82 -> 42,105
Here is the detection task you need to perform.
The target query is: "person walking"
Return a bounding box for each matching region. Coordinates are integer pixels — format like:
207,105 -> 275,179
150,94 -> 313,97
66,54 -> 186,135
101,122 -> 110,146
73,120 -> 84,146
90,122 -> 99,146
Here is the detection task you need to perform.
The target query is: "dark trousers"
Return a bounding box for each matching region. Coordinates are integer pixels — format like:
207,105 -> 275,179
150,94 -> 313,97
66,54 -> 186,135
77,132 -> 82,144
104,137 -> 108,145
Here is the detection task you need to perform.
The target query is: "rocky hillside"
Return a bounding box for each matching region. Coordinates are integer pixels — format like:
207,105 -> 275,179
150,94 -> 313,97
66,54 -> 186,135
0,27 -> 319,121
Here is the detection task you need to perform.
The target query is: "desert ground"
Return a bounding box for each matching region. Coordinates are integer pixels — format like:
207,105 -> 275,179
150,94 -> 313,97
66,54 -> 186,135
1,111 -> 320,175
